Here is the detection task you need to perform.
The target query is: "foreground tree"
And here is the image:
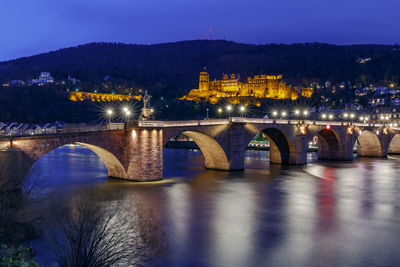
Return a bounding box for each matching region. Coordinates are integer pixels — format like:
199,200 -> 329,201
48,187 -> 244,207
48,192 -> 168,267
0,151 -> 42,265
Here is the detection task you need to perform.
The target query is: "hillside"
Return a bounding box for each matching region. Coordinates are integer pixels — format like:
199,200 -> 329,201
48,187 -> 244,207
1,40 -> 399,92
0,40 -> 399,122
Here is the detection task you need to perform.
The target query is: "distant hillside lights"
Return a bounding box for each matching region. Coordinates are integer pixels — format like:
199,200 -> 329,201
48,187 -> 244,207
30,72 -> 54,86
69,91 -> 141,102
180,71 -> 313,105
2,72 -> 54,87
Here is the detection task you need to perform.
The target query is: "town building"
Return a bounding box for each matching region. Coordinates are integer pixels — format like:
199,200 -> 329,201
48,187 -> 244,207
30,72 -> 55,86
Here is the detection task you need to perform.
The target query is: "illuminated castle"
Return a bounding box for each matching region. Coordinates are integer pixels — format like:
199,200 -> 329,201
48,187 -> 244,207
180,71 -> 313,105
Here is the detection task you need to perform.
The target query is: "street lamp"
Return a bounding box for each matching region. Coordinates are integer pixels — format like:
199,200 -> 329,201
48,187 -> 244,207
328,114 -> 334,120
294,109 -> 300,117
217,107 -> 223,118
272,110 -> 278,117
303,110 -> 309,117
321,113 -> 327,119
122,106 -> 132,121
239,105 -> 246,117
343,113 -> 349,120
105,108 -> 113,123
281,111 -> 287,118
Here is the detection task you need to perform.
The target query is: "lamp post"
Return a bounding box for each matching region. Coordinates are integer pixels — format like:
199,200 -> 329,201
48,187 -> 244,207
302,110 -> 309,123
106,108 -> 113,123
239,105 -> 246,117
218,107 -> 223,118
294,109 -> 300,120
226,105 -> 232,117
343,112 -> 349,122
350,113 -> 355,124
122,106 -> 132,121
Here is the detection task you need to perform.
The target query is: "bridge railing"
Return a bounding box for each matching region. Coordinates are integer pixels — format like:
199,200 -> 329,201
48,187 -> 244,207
138,119 -> 230,127
0,125 -> 111,138
2,118 -> 397,138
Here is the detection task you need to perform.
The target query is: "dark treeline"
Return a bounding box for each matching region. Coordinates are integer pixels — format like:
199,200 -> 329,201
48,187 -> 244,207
0,40 -> 399,122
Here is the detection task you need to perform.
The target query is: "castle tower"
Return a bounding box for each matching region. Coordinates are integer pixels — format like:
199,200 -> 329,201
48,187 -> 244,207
199,71 -> 210,91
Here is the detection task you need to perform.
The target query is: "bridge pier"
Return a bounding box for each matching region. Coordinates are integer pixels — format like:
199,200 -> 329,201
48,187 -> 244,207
126,128 -> 163,181
225,123 -> 246,170
388,134 -> 400,154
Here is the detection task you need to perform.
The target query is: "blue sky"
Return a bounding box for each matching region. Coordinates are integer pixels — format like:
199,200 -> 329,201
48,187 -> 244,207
1,0 -> 399,61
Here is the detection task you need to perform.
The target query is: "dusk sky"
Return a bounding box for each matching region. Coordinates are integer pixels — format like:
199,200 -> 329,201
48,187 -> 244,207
1,0 -> 399,61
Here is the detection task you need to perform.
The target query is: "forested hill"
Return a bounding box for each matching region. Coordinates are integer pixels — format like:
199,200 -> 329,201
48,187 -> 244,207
1,40 -> 400,97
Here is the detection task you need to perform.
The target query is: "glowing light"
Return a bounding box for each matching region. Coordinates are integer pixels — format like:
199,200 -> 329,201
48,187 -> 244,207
150,108 -> 154,113
359,116 -> 364,121
240,106 -> 246,112
281,111 -> 287,117
350,113 -> 355,119
218,108 -> 223,113
132,129 -> 137,138
303,110 -> 309,116
294,109 -> 300,115
272,111 -> 278,117
321,113 -> 327,119
326,124 -> 331,129
122,107 -> 129,113
106,109 -> 113,116
328,114 -> 334,120
343,113 -> 348,118
226,105 -> 232,112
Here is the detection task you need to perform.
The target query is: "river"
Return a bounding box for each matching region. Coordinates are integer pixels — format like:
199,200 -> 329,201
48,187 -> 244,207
27,145 -> 400,266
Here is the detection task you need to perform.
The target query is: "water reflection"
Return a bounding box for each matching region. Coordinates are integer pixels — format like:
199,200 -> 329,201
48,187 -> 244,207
27,146 -> 400,266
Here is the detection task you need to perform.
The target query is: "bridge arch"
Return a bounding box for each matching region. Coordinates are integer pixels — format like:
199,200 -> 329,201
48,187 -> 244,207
388,134 -> 400,154
246,127 -> 296,164
9,140 -> 127,180
308,128 -> 344,160
356,130 -> 383,157
74,142 -> 127,178
164,130 -> 230,170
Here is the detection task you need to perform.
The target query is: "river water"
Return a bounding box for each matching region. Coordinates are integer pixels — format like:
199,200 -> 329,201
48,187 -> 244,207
28,145 -> 400,266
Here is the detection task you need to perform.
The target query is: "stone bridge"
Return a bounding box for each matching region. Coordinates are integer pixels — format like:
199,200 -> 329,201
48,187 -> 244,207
1,118 -> 400,181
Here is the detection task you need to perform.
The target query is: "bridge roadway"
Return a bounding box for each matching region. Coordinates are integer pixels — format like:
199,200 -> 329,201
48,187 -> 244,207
1,117 -> 400,181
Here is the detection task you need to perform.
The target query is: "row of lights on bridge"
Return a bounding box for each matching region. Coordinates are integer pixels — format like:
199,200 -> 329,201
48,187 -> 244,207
105,107 -> 154,119
271,109 -> 309,118
217,105 -> 246,114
